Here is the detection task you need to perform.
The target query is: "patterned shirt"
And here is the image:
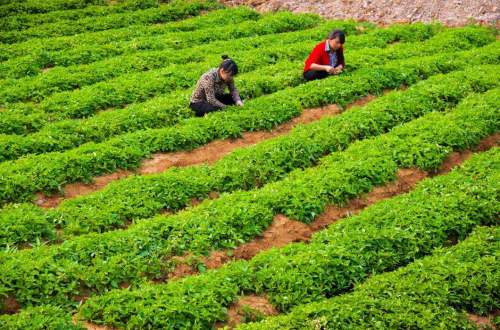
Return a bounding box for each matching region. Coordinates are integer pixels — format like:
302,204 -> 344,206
190,68 -> 241,108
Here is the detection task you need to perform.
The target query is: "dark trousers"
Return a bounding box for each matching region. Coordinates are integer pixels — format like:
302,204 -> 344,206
190,94 -> 235,117
303,70 -> 328,81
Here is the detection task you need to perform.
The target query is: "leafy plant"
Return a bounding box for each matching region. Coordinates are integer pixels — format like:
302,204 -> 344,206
0,87 -> 497,315
238,226 -> 499,329
78,147 -> 499,328
0,40 -> 497,206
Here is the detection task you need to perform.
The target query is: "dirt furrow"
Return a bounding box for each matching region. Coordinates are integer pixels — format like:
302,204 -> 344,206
36,95 -> 378,208
75,134 -> 498,330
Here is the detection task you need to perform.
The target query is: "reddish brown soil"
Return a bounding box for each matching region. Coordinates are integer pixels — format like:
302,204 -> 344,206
72,314 -> 114,330
468,309 -> 500,329
216,295 -> 278,329
34,103 -> 346,208
437,150 -> 475,175
167,167 -> 427,278
168,256 -> 200,280
167,215 -> 314,278
203,251 -> 230,269
167,250 -> 233,280
434,133 -> 500,175
139,105 -> 342,174
310,168 -> 427,231
1,296 -> 21,314
35,169 -> 132,208
234,214 -> 313,260
475,133 -> 500,152
161,133 -> 499,280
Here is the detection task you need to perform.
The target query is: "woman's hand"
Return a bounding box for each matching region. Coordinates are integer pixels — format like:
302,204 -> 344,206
328,65 -> 343,75
326,66 -> 337,74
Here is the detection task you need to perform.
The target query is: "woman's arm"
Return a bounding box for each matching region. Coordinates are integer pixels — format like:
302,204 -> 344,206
203,76 -> 226,108
228,80 -> 243,106
311,63 -> 335,73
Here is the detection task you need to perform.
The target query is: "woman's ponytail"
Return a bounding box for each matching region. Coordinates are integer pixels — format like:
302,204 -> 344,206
219,54 -> 239,76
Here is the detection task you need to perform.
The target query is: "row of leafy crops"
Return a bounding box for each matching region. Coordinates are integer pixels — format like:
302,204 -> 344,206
237,225 -> 499,329
0,0 -> 222,43
0,6 -> 263,62
75,128 -> 499,329
0,83 -> 497,313
2,16 -> 412,99
0,0 -> 108,17
2,135 -> 496,327
1,64 -> 497,248
0,10 -> 316,80
0,12 -> 338,100
0,40 -> 497,205
2,25 -> 484,112
0,20 -> 433,135
3,225 -> 497,329
0,23 -> 442,160
0,0 -> 159,32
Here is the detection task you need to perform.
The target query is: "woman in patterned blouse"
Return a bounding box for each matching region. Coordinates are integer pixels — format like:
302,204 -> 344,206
189,55 -> 244,117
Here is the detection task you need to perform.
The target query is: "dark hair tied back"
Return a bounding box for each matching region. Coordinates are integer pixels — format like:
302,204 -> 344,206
328,29 -> 346,44
219,54 -> 239,76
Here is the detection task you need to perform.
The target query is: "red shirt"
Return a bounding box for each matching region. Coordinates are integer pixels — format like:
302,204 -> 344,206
304,40 -> 345,73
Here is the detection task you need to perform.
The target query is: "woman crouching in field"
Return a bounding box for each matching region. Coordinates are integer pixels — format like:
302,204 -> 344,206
189,55 -> 244,117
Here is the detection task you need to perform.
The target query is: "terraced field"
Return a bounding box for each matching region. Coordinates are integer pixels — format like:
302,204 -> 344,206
0,0 -> 498,329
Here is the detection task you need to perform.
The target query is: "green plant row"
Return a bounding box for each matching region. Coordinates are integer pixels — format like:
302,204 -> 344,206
237,226 -> 499,330
0,0 -> 158,32
0,0 -> 220,43
12,26 -> 491,115
1,65 -> 497,248
0,10 -> 316,81
0,15 -> 327,118
0,24 -> 440,161
5,226 -> 498,329
0,6 -> 264,62
0,47 -> 307,133
75,101 -> 500,329
0,40 -> 497,206
0,16 -> 392,98
0,26 -> 486,134
0,83 -> 497,313
3,59 -> 309,144
0,0 -> 106,17
0,304 -> 84,330
0,11 -> 327,97
0,60 -> 303,161
0,22 -> 412,136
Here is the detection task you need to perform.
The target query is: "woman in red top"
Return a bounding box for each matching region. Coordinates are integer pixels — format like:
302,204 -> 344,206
303,29 -> 345,81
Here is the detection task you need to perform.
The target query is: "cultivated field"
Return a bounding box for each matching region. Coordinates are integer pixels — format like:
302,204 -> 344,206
0,0 -> 498,329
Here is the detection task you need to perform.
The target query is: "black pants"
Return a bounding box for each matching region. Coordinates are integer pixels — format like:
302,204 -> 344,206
190,94 -> 235,117
303,70 -> 328,81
